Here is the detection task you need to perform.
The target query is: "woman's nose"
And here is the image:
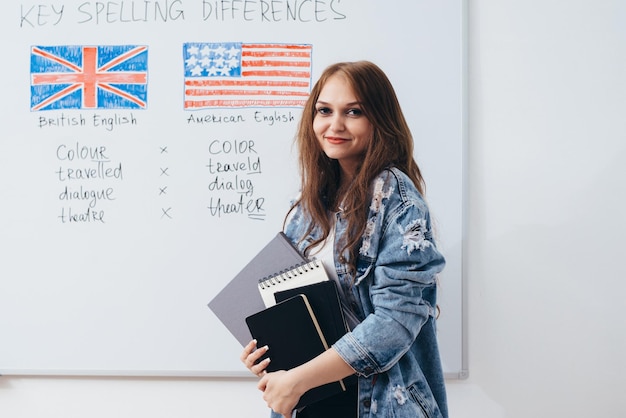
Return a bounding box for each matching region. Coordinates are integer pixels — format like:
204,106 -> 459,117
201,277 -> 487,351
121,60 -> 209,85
329,114 -> 345,131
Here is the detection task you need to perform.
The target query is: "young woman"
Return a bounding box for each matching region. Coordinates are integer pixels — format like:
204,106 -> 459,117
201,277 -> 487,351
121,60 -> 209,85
241,61 -> 448,418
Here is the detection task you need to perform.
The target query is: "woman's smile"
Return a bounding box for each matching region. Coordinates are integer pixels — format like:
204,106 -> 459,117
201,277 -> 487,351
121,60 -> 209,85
324,135 -> 350,144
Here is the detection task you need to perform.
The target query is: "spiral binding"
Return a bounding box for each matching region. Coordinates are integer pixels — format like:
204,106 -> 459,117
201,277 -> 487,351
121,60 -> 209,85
258,260 -> 322,290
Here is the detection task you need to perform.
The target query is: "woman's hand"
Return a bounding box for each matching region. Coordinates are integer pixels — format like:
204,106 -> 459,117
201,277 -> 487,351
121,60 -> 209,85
244,344 -> 354,417
258,370 -> 304,418
241,341 -> 302,416
240,339 -> 271,377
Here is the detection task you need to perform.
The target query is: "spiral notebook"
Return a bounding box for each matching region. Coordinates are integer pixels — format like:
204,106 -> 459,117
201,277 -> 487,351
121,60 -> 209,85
258,259 -> 330,308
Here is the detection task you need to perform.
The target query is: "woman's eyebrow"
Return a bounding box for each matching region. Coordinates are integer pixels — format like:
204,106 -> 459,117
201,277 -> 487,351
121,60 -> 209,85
315,100 -> 362,106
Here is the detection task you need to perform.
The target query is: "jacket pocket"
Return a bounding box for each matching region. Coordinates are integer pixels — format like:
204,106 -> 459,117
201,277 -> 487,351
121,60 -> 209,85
406,382 -> 443,418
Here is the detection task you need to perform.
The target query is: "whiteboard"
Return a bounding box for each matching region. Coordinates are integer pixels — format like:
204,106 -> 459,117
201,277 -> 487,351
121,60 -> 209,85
0,0 -> 467,378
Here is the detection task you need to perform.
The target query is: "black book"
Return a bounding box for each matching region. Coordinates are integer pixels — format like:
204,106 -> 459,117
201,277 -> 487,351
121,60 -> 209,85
275,281 -> 358,390
245,294 -> 346,409
274,281 -> 348,348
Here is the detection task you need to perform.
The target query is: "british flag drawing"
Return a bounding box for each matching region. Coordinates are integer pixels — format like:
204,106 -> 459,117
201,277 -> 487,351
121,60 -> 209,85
30,45 -> 148,111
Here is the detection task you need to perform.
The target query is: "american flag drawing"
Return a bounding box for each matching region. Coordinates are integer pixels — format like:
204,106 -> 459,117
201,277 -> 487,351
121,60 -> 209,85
183,42 -> 312,109
30,45 -> 148,111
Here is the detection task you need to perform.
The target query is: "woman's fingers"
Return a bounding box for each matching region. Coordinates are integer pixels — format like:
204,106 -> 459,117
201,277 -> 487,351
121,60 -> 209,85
240,339 -> 271,376
240,339 -> 257,363
252,356 -> 271,376
248,345 -> 270,375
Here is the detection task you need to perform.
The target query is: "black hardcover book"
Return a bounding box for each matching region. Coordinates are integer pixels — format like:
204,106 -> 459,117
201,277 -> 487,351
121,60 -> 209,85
245,294 -> 346,409
274,281 -> 347,347
275,281 -> 358,389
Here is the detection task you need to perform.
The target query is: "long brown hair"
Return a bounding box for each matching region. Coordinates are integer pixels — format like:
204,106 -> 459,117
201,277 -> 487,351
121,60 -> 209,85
288,61 -> 425,277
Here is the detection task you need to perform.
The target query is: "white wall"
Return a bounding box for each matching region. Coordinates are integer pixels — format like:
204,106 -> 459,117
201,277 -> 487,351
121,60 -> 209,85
2,1 -> 625,417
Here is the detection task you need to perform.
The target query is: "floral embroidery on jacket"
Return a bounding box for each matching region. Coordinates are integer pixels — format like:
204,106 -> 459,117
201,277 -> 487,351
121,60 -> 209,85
360,178 -> 394,256
400,218 -> 432,255
370,178 -> 393,213
359,218 -> 376,256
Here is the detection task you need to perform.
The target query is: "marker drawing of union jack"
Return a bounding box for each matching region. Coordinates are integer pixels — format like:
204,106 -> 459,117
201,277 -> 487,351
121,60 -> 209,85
30,45 -> 148,111
183,42 -> 312,109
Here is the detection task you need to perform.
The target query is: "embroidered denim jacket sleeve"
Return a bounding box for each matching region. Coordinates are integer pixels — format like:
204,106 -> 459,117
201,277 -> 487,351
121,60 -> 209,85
333,170 -> 445,377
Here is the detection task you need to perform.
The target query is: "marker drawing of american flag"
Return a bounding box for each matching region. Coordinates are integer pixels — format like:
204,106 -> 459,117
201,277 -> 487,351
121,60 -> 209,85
30,45 -> 148,111
183,42 -> 312,109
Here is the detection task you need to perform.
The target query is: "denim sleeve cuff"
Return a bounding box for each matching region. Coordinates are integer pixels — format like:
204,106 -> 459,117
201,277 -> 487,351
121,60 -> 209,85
332,332 -> 381,377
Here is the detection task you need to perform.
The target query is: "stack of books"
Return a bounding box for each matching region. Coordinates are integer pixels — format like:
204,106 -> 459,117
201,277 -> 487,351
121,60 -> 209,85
208,232 -> 352,409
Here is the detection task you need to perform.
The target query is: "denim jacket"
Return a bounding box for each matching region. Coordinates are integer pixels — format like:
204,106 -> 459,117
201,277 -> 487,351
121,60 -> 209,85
275,167 -> 448,418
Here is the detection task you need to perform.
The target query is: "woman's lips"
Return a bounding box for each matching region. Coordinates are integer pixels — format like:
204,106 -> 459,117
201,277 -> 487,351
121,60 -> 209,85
325,136 -> 349,144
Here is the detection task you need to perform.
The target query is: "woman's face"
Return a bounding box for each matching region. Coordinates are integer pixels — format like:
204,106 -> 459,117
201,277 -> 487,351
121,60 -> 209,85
313,74 -> 373,179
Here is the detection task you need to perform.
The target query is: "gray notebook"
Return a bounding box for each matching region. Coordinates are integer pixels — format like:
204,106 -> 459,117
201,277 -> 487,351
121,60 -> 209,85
208,232 -> 306,346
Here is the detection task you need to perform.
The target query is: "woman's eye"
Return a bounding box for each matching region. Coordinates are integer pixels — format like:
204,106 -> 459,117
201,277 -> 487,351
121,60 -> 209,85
347,108 -> 363,116
316,107 -> 331,115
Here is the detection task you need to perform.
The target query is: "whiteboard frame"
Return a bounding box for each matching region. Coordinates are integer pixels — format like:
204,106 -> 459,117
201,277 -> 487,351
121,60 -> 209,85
0,0 -> 469,380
